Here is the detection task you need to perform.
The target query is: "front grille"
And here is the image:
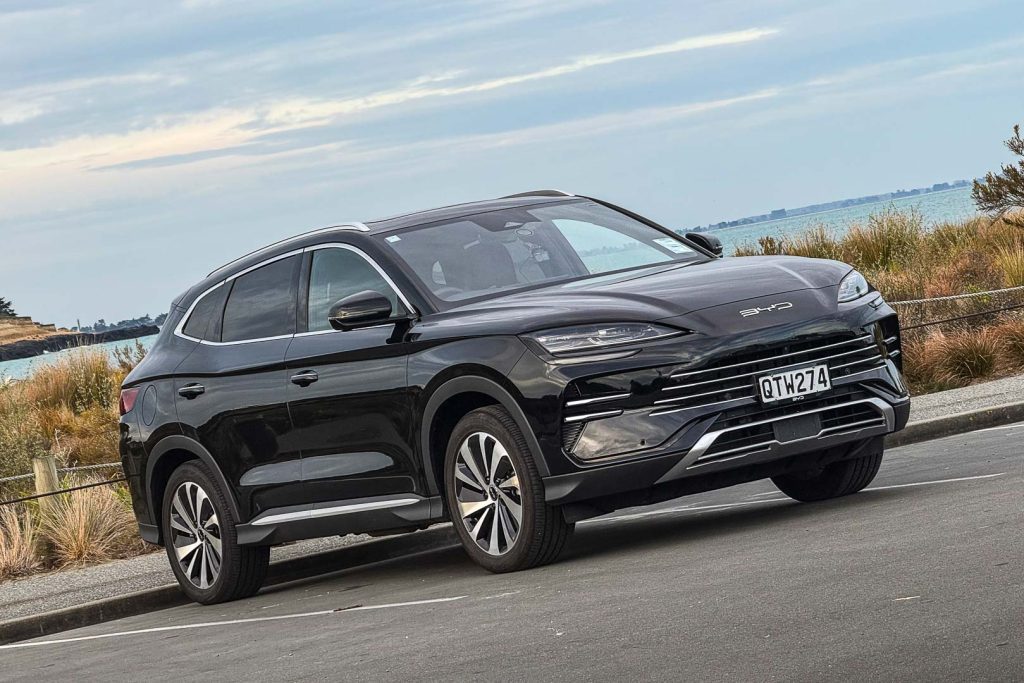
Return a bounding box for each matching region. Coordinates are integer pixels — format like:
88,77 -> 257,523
656,333 -> 885,411
693,387 -> 886,465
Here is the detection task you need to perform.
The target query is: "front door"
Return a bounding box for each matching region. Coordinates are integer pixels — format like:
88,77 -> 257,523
285,244 -> 422,504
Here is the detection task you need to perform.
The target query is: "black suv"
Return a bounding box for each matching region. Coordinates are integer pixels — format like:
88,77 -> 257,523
119,190 -> 909,603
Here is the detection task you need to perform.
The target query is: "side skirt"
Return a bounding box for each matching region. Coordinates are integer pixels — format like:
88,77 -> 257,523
236,494 -> 443,546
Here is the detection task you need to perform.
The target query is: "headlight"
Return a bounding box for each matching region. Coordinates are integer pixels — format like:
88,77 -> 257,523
527,323 -> 682,355
837,270 -> 870,303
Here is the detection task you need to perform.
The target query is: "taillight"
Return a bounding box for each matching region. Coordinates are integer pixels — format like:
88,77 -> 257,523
119,387 -> 141,416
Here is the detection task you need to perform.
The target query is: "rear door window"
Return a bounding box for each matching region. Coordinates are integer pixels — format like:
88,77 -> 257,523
221,255 -> 301,342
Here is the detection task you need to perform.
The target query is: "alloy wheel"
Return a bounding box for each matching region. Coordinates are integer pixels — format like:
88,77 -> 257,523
453,431 -> 523,556
169,481 -> 223,589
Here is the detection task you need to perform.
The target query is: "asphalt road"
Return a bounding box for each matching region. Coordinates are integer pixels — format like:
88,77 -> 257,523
2,426 -> 1021,682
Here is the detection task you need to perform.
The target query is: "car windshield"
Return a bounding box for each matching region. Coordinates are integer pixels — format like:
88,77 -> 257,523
379,200 -> 704,305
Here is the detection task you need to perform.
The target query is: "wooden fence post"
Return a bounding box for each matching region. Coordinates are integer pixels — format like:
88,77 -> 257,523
32,454 -> 59,557
32,455 -> 60,515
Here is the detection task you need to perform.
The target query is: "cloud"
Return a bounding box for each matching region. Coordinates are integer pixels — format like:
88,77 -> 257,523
0,27 -> 778,174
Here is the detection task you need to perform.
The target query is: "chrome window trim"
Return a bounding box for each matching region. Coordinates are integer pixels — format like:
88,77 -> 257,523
175,243 -> 416,346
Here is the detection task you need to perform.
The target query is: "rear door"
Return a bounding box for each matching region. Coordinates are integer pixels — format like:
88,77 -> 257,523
285,243 -> 422,505
173,253 -> 303,520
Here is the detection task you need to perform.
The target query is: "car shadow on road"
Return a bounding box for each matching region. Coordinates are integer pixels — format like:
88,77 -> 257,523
561,487 -> 912,564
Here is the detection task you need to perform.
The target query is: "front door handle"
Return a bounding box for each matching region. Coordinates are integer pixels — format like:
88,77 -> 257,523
177,383 -> 205,399
290,370 -> 319,387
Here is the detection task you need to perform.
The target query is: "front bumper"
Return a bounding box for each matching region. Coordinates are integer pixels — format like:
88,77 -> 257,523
544,391 -> 909,509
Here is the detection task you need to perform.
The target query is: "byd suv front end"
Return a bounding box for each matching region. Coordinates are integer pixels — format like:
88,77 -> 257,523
119,190 -> 909,603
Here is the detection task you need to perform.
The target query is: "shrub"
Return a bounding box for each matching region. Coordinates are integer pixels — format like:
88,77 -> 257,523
40,478 -> 142,567
994,245 -> 1024,287
23,347 -> 119,413
841,208 -> 924,271
0,505 -> 40,579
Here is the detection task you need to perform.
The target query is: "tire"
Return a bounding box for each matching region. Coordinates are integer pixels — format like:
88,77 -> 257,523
161,461 -> 269,604
771,440 -> 884,502
444,406 -> 573,572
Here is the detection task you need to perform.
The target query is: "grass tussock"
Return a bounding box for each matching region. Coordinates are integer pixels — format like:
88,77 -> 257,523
993,317 -> 1024,368
40,478 -> 145,567
0,505 -> 40,580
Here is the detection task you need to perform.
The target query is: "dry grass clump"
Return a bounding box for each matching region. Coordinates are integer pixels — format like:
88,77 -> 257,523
39,478 -> 144,567
0,385 -> 47,482
23,347 -> 120,413
904,329 -> 1002,392
0,505 -> 40,579
992,317 -> 1024,368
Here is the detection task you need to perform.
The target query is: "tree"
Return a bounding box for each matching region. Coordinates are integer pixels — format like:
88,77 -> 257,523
973,124 -> 1024,226
0,297 -> 15,317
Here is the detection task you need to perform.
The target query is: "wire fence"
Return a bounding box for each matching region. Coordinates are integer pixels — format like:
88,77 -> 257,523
888,284 -> 1024,332
0,462 -> 125,507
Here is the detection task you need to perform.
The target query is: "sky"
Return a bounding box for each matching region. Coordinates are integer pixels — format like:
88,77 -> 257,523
2,0 -> 1023,327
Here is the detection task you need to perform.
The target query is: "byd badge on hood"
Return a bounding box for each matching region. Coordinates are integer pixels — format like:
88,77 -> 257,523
740,301 -> 793,317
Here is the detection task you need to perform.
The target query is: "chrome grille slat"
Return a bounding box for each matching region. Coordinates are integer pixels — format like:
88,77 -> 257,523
663,342 -> 879,392
668,335 -> 873,381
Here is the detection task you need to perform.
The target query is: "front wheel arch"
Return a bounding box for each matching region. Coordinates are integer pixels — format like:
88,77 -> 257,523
421,376 -> 550,498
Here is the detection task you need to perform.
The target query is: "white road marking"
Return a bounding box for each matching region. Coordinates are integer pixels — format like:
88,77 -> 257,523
863,473 -> 1005,492
0,596 -> 466,651
977,423 -> 1023,433
893,596 -> 921,602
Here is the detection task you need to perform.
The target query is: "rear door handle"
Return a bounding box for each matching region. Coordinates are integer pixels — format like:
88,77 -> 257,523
290,370 -> 319,387
177,383 -> 205,399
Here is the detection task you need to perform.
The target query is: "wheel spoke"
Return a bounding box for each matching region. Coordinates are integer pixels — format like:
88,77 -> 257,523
174,539 -> 202,562
497,489 -> 522,524
470,505 -> 492,541
199,546 -> 210,589
459,498 -> 492,519
489,442 -> 507,482
202,512 -> 219,533
207,532 -> 222,558
487,505 -> 501,554
169,514 -> 193,535
459,442 -> 488,490
194,487 -> 211,523
497,501 -> 517,544
498,474 -> 519,493
172,493 -> 196,532
455,466 -> 485,492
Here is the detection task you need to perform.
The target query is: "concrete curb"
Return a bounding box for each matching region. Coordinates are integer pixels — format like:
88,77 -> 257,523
886,401 -> 1024,449
4,402 -> 1024,645
0,526 -> 458,645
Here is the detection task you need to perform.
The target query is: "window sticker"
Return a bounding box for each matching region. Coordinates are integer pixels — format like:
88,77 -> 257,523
653,237 -> 690,253
385,235 -> 401,243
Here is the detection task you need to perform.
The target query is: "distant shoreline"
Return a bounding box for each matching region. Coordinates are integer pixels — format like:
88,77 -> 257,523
0,325 -> 160,362
704,186 -> 971,235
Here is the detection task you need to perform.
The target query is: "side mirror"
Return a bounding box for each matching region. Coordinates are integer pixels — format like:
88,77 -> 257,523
685,232 -> 724,258
328,290 -> 394,331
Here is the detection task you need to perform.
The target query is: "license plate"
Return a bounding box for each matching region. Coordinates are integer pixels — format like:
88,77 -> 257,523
758,365 -> 831,403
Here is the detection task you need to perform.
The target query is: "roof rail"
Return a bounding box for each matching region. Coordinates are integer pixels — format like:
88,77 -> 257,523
207,222 -> 369,277
500,189 -> 575,199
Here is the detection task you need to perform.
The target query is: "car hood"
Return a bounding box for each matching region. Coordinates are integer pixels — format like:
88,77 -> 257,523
413,256 -> 854,339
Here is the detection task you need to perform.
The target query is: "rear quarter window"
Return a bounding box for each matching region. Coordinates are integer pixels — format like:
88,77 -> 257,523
182,284 -> 228,341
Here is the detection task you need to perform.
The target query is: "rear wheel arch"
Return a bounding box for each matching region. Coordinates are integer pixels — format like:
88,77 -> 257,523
146,436 -> 242,543
421,376 -> 549,498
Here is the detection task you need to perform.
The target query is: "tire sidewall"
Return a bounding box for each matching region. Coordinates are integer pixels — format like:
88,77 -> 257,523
444,408 -> 540,571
